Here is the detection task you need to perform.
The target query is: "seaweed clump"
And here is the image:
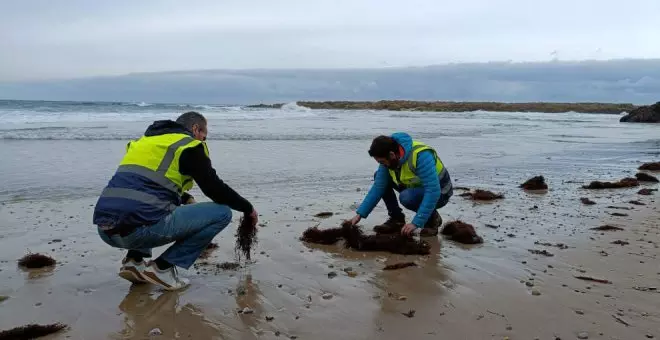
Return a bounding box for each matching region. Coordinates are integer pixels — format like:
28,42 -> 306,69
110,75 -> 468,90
635,172 -> 659,182
639,162 -> 660,171
340,221 -> 430,255
460,189 -> 504,201
235,214 -> 258,261
0,323 -> 67,339
582,178 -> 639,189
638,188 -> 657,196
300,222 -> 431,255
440,221 -> 483,244
300,226 -> 344,245
17,253 -> 56,269
580,197 -> 596,205
520,176 -> 548,190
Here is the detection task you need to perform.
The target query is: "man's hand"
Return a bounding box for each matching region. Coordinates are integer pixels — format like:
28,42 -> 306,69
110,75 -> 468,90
348,214 -> 362,226
401,223 -> 418,236
247,209 -> 259,228
185,197 -> 196,205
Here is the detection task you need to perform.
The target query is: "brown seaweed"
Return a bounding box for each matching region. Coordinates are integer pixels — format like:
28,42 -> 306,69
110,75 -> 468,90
461,189 -> 504,201
235,214 -> 258,261
574,276 -> 611,284
591,225 -> 623,231
300,227 -> 344,245
440,220 -> 483,244
528,249 -> 554,257
0,323 -> 66,340
580,197 -> 596,205
639,162 -> 660,171
635,172 -> 659,182
300,222 -> 430,255
638,188 -> 657,195
582,178 -> 639,189
340,221 -> 431,255
383,262 -> 418,270
314,212 -> 334,218
520,176 -> 548,190
17,253 -> 56,269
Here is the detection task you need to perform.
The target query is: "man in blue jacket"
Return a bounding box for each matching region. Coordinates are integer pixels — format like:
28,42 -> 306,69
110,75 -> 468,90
348,132 -> 453,236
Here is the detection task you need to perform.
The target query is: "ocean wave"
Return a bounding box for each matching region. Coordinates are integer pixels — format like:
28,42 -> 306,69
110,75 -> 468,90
2,125 -> 109,132
0,130 -> 463,141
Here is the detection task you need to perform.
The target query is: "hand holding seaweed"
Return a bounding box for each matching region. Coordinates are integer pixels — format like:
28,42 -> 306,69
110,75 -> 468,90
235,211 -> 258,261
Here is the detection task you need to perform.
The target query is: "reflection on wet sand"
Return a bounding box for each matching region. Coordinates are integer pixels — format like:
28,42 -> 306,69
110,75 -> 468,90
301,229 -> 452,338
114,285 -> 225,339
368,237 -> 451,336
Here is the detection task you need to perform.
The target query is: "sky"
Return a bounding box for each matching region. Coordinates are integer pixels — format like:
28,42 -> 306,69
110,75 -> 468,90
1,0 -> 659,81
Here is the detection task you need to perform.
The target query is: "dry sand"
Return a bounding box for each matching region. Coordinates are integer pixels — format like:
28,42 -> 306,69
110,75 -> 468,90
1,176 -> 659,339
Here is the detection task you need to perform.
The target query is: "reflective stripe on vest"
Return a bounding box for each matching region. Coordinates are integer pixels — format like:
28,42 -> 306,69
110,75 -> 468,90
389,142 -> 452,194
100,187 -> 177,212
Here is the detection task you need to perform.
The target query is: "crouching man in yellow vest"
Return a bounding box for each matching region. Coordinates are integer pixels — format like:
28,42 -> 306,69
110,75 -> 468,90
348,132 -> 453,237
93,111 -> 257,291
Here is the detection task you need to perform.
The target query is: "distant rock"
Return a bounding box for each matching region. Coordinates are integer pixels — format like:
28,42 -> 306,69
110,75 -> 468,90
620,102 -> 660,123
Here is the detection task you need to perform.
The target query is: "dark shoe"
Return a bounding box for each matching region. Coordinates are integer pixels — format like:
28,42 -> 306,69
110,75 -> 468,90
373,216 -> 405,234
419,211 -> 442,237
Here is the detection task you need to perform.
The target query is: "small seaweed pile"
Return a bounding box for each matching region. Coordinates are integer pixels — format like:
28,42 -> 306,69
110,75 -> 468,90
0,323 -> 66,339
635,172 -> 659,182
580,197 -> 596,205
638,188 -> 657,196
459,189 -> 504,201
639,162 -> 660,171
340,221 -> 431,255
520,175 -> 548,190
582,178 -> 639,189
440,220 -> 483,244
17,253 -> 56,269
300,226 -> 344,245
300,222 -> 431,255
235,215 -> 258,261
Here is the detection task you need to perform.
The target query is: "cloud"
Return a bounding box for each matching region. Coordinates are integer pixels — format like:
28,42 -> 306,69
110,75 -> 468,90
1,59 -> 658,104
1,0 -> 659,81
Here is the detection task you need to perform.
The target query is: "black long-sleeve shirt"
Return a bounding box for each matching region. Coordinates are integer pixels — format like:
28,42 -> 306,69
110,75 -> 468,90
178,143 -> 253,213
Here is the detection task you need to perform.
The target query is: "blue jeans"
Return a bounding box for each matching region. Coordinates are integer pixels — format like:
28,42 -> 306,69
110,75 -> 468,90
98,202 -> 233,269
380,174 -> 450,220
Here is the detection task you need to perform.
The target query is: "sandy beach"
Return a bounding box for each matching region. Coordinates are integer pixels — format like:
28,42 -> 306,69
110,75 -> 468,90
1,103 -> 659,339
1,168 -> 658,340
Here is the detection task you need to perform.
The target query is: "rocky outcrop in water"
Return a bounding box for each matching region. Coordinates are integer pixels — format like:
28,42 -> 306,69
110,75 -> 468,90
620,102 -> 660,123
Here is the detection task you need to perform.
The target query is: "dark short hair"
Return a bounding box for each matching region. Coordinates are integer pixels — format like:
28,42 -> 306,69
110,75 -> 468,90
176,111 -> 207,132
368,135 -> 398,158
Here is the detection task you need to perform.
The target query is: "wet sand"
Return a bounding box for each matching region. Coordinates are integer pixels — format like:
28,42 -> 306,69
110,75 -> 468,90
1,168 -> 658,340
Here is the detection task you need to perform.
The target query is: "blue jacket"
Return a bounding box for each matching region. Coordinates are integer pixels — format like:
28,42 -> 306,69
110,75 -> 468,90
356,132 -> 442,228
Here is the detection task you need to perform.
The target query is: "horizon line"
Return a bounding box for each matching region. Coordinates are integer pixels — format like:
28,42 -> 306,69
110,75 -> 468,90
3,57 -> 658,84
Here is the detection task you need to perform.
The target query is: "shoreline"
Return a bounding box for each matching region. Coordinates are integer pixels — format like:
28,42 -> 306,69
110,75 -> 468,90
248,100 -> 638,114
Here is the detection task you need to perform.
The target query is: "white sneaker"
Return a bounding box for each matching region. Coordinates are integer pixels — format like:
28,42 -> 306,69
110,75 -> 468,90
118,257 -> 148,284
141,261 -> 190,291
